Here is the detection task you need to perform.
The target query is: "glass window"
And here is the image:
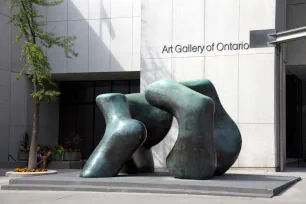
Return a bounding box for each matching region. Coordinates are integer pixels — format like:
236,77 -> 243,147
59,79 -> 140,159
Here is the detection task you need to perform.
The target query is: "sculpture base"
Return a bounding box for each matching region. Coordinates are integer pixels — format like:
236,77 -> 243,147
1,171 -> 300,198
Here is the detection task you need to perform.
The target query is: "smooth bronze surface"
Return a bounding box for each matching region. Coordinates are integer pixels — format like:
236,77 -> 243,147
80,94 -> 147,178
145,80 -> 216,179
124,93 -> 173,173
127,93 -> 173,149
182,79 -> 242,176
81,78 -> 241,180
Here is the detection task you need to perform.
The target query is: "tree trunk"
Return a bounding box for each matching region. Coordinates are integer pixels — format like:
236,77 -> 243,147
27,99 -> 40,170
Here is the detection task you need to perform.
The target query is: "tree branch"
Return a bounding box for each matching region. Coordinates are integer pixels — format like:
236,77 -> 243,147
20,0 -> 36,44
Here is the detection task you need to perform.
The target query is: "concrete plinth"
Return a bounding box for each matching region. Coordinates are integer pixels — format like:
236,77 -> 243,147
1,171 -> 301,198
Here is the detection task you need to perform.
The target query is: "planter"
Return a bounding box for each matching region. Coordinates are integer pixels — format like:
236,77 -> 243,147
17,152 -> 29,161
63,152 -> 81,161
52,153 -> 64,161
6,170 -> 57,178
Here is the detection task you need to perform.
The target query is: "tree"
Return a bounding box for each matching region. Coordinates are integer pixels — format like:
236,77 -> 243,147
4,0 -> 77,169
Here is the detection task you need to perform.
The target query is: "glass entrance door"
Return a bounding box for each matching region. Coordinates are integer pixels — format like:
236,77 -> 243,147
59,80 -> 140,159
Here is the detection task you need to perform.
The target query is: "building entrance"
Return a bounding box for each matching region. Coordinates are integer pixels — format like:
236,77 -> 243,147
270,25 -> 306,171
286,73 -> 305,167
58,80 -> 140,159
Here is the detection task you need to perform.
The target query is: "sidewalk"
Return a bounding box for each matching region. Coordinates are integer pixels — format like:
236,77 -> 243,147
0,168 -> 306,204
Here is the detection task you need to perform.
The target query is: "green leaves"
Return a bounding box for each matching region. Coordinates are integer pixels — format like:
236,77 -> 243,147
38,31 -> 78,58
32,0 -> 63,7
4,0 -> 77,103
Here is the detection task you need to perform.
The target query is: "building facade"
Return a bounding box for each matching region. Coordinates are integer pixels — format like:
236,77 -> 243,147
0,0 -> 306,171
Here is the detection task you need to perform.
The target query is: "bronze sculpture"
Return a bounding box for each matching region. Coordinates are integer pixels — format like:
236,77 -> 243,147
80,78 -> 242,180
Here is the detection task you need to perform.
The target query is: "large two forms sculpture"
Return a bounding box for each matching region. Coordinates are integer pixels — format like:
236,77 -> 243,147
80,79 -> 242,180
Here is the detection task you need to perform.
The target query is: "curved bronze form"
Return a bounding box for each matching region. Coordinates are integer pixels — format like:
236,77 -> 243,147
80,94 -> 147,178
127,93 -> 173,148
145,80 -> 216,180
124,93 -> 173,174
80,78 -> 242,180
181,79 -> 242,176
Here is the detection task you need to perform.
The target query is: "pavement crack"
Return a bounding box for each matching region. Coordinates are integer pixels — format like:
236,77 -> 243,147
55,194 -> 75,200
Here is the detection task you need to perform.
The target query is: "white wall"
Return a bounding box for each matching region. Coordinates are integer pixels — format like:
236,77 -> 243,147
0,2 -> 29,162
142,0 -> 277,169
41,0 -> 141,74
0,12 -> 11,161
0,0 -> 142,162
